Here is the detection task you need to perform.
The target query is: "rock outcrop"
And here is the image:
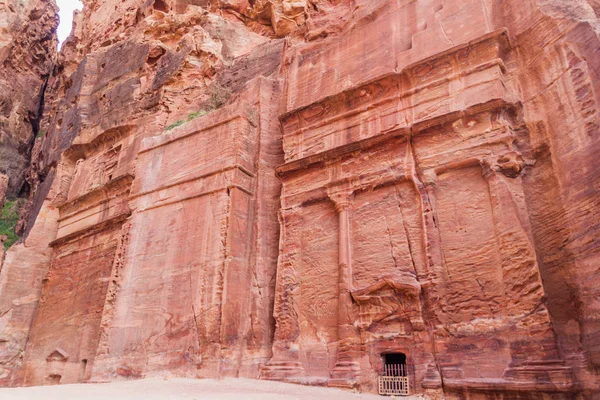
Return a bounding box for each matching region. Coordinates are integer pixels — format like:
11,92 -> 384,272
0,0 -> 599,398
0,0 -> 57,198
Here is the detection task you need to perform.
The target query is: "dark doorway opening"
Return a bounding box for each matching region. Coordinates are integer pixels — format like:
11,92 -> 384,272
79,359 -> 88,381
383,353 -> 407,377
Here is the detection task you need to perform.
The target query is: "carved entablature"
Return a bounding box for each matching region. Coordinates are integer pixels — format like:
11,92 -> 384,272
279,30 -> 512,168
275,31 -> 515,213
131,99 -> 260,212
64,125 -> 135,163
351,275 -> 424,332
52,174 -> 134,246
73,125 -> 134,152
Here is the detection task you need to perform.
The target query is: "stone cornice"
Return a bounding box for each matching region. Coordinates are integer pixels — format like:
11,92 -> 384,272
280,29 -> 511,125
277,99 -> 514,177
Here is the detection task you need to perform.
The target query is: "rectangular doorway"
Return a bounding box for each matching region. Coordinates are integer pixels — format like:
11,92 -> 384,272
378,353 -> 409,396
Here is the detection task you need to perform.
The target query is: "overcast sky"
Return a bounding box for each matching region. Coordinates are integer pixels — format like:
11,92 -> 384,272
56,0 -> 83,46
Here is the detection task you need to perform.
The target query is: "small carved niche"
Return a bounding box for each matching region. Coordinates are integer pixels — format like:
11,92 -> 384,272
45,374 -> 61,385
153,0 -> 169,13
45,348 -> 68,385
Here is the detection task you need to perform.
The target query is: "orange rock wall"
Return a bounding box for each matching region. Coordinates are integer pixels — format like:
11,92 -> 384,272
0,0 -> 598,398
90,79 -> 282,380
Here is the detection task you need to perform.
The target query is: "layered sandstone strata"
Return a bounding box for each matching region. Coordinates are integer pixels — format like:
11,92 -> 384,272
0,0 -> 598,399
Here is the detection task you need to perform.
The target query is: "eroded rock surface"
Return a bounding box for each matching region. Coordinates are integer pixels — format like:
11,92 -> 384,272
0,0 -> 57,197
0,0 -> 598,399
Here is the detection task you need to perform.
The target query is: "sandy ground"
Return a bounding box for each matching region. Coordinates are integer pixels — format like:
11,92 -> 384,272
0,378 -> 427,399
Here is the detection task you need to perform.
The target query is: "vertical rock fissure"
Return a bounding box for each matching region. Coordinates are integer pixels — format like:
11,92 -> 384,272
31,72 -> 51,142
19,69 -> 53,199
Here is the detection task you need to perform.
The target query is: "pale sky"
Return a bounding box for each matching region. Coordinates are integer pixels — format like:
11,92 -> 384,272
56,0 -> 83,46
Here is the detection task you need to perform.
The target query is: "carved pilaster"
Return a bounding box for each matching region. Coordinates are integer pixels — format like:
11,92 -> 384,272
330,192 -> 352,289
480,152 -> 571,386
479,151 -> 540,315
260,207 -> 305,380
327,190 -> 361,388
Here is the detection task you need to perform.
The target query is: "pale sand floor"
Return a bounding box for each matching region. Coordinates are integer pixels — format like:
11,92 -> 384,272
0,378 -> 427,399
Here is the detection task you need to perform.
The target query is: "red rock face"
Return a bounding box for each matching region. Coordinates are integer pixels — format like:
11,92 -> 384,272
0,0 -> 57,196
0,0 -> 598,398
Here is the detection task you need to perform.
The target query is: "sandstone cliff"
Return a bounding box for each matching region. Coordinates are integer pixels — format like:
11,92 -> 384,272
0,0 -> 57,198
0,0 -> 598,398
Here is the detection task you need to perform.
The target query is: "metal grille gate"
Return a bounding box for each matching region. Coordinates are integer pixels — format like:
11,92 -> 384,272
378,364 -> 409,396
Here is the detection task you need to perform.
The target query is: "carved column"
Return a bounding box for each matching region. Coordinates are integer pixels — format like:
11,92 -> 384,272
328,191 -> 361,387
481,152 -> 572,389
260,207 -> 305,380
481,152 -> 536,315
415,169 -> 455,386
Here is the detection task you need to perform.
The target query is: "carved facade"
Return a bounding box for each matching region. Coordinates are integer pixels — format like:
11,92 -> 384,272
261,30 -> 574,396
0,0 -> 599,398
